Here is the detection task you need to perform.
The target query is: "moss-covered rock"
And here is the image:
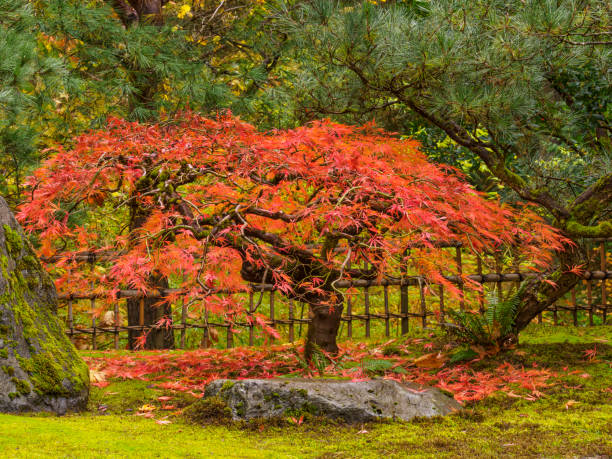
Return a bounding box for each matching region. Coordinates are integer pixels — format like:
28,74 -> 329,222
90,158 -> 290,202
0,197 -> 89,414
204,378 -> 461,422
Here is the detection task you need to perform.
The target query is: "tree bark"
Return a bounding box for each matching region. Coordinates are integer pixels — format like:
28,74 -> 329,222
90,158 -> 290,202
126,276 -> 174,350
107,0 -> 165,26
511,244 -> 586,342
305,300 -> 344,359
126,194 -> 174,350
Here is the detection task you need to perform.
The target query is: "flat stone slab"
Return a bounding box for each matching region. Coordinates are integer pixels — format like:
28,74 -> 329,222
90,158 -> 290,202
205,378 -> 461,423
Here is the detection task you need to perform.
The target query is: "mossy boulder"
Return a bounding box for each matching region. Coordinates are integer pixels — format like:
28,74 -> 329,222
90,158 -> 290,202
205,378 -> 461,423
0,197 -> 89,414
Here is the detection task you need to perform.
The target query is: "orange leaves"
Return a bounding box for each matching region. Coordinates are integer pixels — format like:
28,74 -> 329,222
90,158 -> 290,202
413,352 -> 448,369
89,369 -> 109,388
19,111 -> 568,336
87,344 -> 558,405
583,346 -> 597,362
252,314 -> 281,340
564,400 -> 579,410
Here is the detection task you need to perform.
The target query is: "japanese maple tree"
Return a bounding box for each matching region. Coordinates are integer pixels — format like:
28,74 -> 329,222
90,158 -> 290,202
18,112 -> 567,354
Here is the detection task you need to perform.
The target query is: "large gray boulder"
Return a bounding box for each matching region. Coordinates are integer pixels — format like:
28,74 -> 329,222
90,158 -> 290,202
205,378 -> 461,423
0,197 -> 89,414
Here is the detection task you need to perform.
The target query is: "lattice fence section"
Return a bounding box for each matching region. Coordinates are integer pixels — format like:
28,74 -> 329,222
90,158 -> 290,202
56,239 -> 611,350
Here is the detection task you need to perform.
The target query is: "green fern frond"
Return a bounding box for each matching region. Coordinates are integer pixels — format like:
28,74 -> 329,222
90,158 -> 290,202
445,283 -> 526,346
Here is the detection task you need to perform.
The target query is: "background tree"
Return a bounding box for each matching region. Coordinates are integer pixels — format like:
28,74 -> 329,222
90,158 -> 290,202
0,0 -> 64,206
18,113 -> 566,354
0,0 -> 287,347
275,0 -> 611,335
3,0 -> 291,210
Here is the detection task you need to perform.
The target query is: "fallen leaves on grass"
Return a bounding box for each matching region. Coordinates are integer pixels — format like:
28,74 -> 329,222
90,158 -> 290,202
413,352 -> 448,369
565,400 -> 579,410
85,342 -> 558,404
89,369 -> 109,388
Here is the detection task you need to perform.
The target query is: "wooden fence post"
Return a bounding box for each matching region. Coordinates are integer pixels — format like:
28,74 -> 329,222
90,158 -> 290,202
477,256 -> 485,313
587,278 -> 594,326
288,299 -> 295,342
495,252 -> 503,303
601,242 -> 607,324
455,247 -> 464,310
419,279 -> 427,328
383,284 -> 390,337
364,286 -> 370,338
269,291 -> 275,343
346,260 -> 352,338
571,289 -> 578,326
91,296 -> 97,350
114,300 -> 120,350
67,298 -> 74,343
438,285 -> 445,324
139,296 -> 145,338
180,299 -> 187,349
298,302 -> 305,337
248,291 -> 254,346
400,252 -> 409,334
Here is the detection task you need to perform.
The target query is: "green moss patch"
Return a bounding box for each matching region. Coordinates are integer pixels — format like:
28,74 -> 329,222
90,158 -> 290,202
2,224 -> 23,256
1,220 -> 89,403
1,325 -> 609,457
183,396 -> 233,426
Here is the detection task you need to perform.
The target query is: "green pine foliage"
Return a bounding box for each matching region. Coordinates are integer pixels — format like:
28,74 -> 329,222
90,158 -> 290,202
2,0 -> 246,206
37,0 -> 232,125
0,0 -> 64,205
276,0 -> 611,220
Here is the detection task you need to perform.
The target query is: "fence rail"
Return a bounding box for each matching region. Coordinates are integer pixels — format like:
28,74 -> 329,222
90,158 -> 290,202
55,240 -> 611,350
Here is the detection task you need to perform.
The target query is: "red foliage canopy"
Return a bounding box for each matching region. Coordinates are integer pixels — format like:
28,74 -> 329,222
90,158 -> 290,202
18,112 -> 567,343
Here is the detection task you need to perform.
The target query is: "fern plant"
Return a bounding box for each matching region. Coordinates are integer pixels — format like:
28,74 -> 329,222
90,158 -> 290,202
445,284 -> 525,347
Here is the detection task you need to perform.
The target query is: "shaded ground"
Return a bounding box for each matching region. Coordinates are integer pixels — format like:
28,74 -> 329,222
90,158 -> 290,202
0,325 -> 610,458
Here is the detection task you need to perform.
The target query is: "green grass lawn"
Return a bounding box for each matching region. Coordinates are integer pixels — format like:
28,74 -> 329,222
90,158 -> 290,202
1,325 -> 611,458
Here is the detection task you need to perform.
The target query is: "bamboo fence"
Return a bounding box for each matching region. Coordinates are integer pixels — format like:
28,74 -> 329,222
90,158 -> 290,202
54,239 -> 611,350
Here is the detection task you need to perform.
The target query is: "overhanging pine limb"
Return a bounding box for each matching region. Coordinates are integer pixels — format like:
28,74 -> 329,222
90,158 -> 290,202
565,173 -> 612,238
401,97 -> 571,220
565,219 -> 612,239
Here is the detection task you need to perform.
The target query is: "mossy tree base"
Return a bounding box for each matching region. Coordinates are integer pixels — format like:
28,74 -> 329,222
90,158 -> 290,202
0,197 -> 89,414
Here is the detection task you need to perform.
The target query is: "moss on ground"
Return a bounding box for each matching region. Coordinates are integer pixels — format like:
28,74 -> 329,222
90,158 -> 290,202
183,396 -> 233,426
86,379 -> 166,413
0,325 -> 610,457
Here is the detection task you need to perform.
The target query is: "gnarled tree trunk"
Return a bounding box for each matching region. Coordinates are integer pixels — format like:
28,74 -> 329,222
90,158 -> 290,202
511,245 -> 586,343
126,276 -> 174,350
126,198 -> 174,350
305,299 -> 344,359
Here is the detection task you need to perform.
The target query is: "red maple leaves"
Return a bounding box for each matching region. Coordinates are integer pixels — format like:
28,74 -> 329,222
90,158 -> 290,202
86,342 -> 557,404
18,112 -> 569,329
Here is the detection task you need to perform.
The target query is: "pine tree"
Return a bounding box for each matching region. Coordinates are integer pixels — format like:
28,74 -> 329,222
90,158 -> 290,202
37,0 -> 232,126
0,0 -> 64,205
276,0 -> 611,336
2,0 -> 243,205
